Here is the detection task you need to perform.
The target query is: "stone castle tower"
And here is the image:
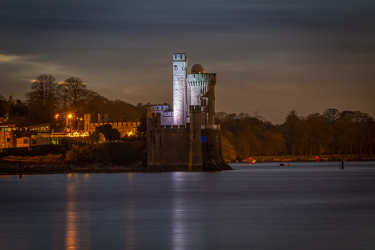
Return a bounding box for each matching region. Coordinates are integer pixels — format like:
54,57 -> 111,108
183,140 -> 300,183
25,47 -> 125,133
173,53 -> 188,126
147,53 -> 230,171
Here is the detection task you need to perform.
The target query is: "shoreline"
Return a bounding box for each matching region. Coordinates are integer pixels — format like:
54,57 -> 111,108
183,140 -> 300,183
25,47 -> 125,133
1,157 -> 374,175
0,160 -> 231,174
233,155 -> 375,163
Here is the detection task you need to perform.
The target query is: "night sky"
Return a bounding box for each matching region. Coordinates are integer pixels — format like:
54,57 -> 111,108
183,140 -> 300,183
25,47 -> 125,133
1,0 -> 374,124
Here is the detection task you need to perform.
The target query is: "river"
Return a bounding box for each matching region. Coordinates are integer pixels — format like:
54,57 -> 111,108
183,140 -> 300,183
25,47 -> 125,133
1,161 -> 375,249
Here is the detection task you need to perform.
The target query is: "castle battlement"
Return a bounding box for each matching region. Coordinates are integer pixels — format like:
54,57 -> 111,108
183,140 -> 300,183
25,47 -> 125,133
150,104 -> 171,111
173,53 -> 187,61
161,126 -> 188,133
187,73 -> 216,86
163,124 -> 187,129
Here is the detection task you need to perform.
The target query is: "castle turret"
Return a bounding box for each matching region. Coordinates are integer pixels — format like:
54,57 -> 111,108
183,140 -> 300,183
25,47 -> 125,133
189,105 -> 203,171
187,64 -> 216,126
172,53 -> 187,126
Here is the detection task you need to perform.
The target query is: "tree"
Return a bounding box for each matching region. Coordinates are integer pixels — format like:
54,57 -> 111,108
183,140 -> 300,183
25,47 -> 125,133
61,77 -> 89,112
221,136 -> 237,161
262,130 -> 287,156
280,110 -> 311,156
323,108 -> 341,123
0,95 -> 7,117
306,113 -> 328,155
25,74 -> 61,123
92,124 -> 121,141
135,114 -> 147,138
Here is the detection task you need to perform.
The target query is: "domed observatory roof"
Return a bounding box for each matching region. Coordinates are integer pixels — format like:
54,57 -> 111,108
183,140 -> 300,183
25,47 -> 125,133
190,64 -> 205,74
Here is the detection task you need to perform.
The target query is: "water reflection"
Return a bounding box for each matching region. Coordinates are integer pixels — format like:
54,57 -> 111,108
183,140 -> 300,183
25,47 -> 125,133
126,173 -> 136,250
172,172 -> 186,250
65,174 -> 78,249
65,174 -> 92,249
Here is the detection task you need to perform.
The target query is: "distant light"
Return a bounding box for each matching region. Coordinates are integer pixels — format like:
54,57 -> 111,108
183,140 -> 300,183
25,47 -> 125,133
66,132 -> 89,137
55,114 -> 59,118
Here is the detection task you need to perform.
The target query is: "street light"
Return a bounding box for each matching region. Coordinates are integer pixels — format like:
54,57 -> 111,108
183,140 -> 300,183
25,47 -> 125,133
67,114 -> 73,131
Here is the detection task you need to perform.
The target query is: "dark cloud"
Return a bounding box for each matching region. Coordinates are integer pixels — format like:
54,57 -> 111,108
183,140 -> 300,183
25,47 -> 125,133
1,0 -> 374,123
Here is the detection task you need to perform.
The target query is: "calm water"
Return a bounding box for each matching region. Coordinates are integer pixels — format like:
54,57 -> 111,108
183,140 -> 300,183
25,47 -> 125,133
1,161 -> 375,250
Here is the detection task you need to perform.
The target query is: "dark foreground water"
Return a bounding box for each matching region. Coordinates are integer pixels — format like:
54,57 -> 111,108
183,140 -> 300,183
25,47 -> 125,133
1,162 -> 375,250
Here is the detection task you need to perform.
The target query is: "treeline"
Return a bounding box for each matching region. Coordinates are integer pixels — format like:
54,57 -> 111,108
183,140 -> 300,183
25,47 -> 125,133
0,74 -> 146,129
218,109 -> 375,161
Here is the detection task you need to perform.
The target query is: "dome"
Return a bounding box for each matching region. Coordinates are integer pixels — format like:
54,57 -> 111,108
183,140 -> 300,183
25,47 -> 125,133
190,64 -> 205,74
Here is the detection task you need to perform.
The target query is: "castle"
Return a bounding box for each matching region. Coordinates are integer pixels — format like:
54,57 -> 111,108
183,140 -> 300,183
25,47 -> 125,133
83,113 -> 137,138
147,53 -> 230,171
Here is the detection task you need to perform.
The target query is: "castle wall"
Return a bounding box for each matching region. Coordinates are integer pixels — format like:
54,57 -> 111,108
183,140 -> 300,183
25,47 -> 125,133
202,129 -> 228,169
147,113 -> 190,169
84,113 -> 137,137
150,104 -> 173,126
189,105 -> 203,171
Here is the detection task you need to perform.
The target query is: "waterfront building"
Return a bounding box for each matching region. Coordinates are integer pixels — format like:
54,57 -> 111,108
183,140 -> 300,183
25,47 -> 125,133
147,53 -> 228,171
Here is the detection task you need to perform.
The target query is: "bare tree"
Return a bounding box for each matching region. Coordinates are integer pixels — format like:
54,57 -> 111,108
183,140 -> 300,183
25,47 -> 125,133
25,74 -> 61,123
61,77 -> 89,110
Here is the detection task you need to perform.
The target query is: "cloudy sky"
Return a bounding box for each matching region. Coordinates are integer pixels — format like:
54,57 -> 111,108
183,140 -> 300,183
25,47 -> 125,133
1,0 -> 374,124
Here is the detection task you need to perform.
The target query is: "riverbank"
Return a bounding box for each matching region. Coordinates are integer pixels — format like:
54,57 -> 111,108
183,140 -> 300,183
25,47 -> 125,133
235,155 -> 375,163
0,160 -> 145,174
0,159 -> 231,174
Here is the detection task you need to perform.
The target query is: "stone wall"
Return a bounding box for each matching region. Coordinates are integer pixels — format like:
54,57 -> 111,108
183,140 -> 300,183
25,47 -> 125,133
147,113 -> 190,170
84,113 -> 137,137
202,129 -> 230,170
147,112 -> 230,171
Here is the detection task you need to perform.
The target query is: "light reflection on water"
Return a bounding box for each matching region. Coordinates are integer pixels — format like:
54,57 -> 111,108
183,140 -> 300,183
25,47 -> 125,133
172,172 -> 186,250
0,162 -> 375,250
65,174 -> 78,249
65,174 -> 92,250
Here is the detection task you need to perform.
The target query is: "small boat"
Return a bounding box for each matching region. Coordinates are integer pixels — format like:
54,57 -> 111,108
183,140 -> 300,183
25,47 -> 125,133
248,157 -> 256,164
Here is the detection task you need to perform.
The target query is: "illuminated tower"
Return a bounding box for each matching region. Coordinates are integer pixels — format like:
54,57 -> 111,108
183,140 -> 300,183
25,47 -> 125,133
172,53 -> 187,125
187,64 -> 216,126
